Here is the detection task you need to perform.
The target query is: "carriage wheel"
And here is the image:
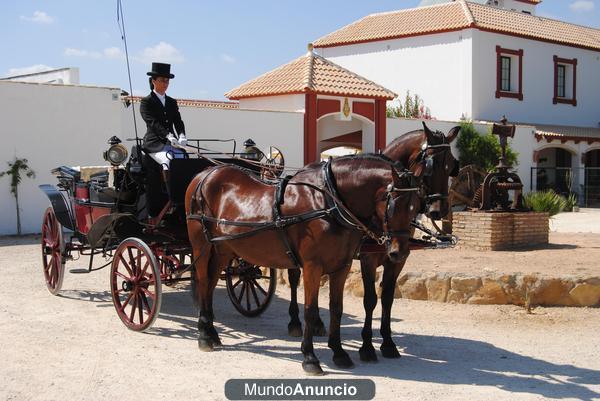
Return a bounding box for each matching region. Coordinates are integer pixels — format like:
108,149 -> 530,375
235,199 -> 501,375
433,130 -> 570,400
110,238 -> 162,331
41,207 -> 65,295
225,259 -> 277,317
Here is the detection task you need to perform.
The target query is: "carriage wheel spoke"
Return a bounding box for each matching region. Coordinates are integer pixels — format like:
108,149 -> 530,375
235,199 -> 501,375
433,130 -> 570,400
120,291 -> 135,311
137,292 -> 144,324
249,281 -> 261,307
258,275 -> 271,280
252,279 -> 268,296
139,260 -> 151,279
141,287 -> 155,299
128,291 -> 138,323
136,249 -> 142,277
114,271 -> 130,281
237,282 -> 246,303
230,278 -> 242,290
127,248 -> 136,273
140,291 -> 152,313
245,281 -> 251,310
118,255 -> 134,277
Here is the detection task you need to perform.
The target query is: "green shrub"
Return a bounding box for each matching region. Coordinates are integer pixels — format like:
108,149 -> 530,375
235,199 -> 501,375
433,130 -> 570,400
524,190 -> 567,217
456,121 -> 518,172
564,193 -> 578,211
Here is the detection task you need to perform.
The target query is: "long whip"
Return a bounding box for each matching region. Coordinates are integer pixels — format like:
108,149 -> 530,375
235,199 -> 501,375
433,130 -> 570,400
116,0 -> 139,144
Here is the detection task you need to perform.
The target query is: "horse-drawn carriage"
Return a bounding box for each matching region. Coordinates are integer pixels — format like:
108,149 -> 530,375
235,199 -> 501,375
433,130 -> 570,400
40,137 -> 284,331
40,123 -> 460,374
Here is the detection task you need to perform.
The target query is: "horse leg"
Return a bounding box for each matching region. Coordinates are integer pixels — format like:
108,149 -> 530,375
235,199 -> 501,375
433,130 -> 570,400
358,255 -> 379,362
287,269 -> 303,337
288,269 -> 326,337
380,259 -> 406,358
204,253 -> 228,347
301,263 -> 324,375
192,245 -> 218,352
327,265 -> 354,369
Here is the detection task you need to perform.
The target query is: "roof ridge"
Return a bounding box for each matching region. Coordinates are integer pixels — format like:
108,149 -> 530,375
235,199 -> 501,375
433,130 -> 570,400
303,45 -> 315,91
312,52 -> 397,98
460,0 -> 475,26
364,1 -> 456,18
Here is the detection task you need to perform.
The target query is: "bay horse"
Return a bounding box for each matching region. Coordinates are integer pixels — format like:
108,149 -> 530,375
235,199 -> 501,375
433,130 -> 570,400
286,122 -> 460,361
185,154 -> 421,375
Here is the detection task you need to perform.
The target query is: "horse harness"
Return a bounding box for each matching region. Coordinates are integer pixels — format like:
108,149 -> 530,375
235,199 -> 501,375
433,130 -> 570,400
409,141 -> 458,209
186,158 -> 420,268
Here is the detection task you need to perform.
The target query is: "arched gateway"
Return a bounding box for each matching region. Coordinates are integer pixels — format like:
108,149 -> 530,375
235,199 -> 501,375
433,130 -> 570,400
226,44 -> 396,164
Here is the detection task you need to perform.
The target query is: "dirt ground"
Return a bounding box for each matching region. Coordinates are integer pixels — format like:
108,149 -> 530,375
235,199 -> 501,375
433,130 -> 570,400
1,235 -> 599,401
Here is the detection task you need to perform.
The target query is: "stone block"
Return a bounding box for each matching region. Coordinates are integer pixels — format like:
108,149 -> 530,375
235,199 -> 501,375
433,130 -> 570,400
569,283 -> 600,306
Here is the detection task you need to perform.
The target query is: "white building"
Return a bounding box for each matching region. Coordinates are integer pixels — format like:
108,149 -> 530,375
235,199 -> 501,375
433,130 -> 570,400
307,0 -> 600,206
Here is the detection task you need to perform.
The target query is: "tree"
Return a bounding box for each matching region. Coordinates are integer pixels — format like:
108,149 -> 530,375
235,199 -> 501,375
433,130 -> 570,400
386,90 -> 432,119
456,121 -> 518,171
0,157 -> 36,235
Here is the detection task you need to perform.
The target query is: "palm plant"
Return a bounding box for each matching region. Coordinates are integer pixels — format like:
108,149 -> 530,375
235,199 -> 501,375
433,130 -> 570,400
0,157 -> 35,235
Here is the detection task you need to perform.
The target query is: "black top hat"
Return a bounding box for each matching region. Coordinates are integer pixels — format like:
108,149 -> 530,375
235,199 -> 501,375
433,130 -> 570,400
147,62 -> 175,79
244,138 -> 256,147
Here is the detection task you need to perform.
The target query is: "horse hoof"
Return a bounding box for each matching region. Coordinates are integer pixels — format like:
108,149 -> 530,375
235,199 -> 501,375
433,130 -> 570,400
313,322 -> 327,337
381,345 -> 401,359
198,338 -> 215,352
333,353 -> 355,369
288,323 -> 303,337
302,361 -> 324,376
359,346 -> 378,362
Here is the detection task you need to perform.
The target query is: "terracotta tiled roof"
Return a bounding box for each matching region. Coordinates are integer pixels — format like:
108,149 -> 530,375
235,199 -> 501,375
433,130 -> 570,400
533,123 -> 600,143
313,1 -> 600,51
225,50 -> 397,100
127,96 -> 239,109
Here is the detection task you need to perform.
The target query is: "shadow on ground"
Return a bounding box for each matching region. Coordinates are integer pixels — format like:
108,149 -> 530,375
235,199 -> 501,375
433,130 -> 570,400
59,284 -> 600,400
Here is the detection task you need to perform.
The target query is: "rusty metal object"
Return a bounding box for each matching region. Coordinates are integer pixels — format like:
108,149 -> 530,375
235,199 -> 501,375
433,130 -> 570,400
479,116 -> 526,211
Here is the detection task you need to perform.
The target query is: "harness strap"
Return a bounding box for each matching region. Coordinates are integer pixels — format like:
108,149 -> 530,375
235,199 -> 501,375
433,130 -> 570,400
272,176 -> 303,268
322,159 -> 364,231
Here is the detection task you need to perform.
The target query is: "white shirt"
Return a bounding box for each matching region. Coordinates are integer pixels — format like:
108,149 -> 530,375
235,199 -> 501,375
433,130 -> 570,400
153,90 -> 166,107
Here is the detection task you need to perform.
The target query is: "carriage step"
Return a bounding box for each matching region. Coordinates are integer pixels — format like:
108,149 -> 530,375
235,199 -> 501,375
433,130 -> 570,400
69,268 -> 91,274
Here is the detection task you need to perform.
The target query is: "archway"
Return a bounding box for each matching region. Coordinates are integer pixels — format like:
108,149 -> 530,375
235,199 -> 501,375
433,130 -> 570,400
535,146 -> 575,195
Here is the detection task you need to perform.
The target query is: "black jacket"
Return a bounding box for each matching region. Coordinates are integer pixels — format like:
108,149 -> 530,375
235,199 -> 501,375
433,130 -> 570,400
140,92 -> 185,153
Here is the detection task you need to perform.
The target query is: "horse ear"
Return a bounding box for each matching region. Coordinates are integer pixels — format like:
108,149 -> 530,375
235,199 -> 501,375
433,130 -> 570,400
422,122 -> 435,143
446,126 -> 461,143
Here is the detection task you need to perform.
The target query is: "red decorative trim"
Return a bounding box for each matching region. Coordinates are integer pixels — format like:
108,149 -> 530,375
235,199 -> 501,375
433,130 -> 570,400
495,46 -> 523,101
553,55 -> 577,107
374,99 -> 387,151
534,133 -> 599,145
352,101 -> 375,122
304,93 -> 318,165
317,98 -> 341,119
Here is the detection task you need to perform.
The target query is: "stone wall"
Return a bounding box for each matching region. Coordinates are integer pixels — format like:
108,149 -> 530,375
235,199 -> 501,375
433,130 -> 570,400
452,211 -> 549,250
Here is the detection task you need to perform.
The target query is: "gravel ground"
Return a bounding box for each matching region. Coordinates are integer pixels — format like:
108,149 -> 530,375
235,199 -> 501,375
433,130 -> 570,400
1,235 -> 599,401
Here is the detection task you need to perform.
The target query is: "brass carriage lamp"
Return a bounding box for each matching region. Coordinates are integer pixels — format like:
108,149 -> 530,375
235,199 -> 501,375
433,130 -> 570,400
103,136 -> 129,166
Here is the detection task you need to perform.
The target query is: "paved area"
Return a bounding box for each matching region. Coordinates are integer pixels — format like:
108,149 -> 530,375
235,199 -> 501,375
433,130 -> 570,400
550,208 -> 600,233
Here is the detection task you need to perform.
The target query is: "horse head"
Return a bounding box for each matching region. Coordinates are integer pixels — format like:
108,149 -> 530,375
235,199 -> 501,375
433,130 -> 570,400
383,123 -> 460,221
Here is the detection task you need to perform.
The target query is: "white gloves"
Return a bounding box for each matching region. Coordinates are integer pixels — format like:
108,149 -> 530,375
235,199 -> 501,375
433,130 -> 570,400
178,133 -> 187,146
167,133 -> 178,146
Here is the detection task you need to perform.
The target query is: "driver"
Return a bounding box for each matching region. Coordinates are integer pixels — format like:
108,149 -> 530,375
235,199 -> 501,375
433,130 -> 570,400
240,138 -> 264,162
140,62 -> 187,175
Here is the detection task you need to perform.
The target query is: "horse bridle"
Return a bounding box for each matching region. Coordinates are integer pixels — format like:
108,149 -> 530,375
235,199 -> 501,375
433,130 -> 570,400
376,173 -> 421,246
410,142 -> 459,211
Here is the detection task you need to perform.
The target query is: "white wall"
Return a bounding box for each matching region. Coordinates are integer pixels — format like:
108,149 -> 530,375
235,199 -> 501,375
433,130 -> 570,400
0,81 -> 304,235
0,81 -> 123,235
319,30 -> 473,122
3,68 -> 80,84
238,94 -> 305,112
472,30 -> 600,127
123,105 -> 305,170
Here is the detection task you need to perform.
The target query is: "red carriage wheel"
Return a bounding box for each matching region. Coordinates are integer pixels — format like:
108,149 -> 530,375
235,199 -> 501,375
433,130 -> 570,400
41,207 -> 65,295
110,238 -> 162,331
225,259 -> 277,317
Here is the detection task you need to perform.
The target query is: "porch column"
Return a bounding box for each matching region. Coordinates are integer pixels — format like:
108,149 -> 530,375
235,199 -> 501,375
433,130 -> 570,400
374,99 -> 387,151
304,93 -> 318,165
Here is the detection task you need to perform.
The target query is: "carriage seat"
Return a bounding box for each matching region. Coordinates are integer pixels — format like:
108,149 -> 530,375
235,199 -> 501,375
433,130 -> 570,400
72,166 -> 111,182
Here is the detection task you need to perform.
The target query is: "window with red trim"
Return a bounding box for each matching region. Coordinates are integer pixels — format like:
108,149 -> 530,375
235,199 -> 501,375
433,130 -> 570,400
495,46 -> 523,101
553,56 -> 577,106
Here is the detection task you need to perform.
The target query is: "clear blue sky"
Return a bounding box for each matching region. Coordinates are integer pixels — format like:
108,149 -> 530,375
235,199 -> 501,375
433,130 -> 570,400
1,1 -> 598,100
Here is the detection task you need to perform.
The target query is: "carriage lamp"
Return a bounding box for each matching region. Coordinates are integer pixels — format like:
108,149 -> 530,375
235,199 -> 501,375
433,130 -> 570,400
103,143 -> 128,166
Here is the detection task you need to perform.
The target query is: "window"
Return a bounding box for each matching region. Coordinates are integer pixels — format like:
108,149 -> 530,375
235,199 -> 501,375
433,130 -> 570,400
501,56 -> 511,91
553,56 -> 577,106
556,65 -> 566,98
496,46 -> 523,100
